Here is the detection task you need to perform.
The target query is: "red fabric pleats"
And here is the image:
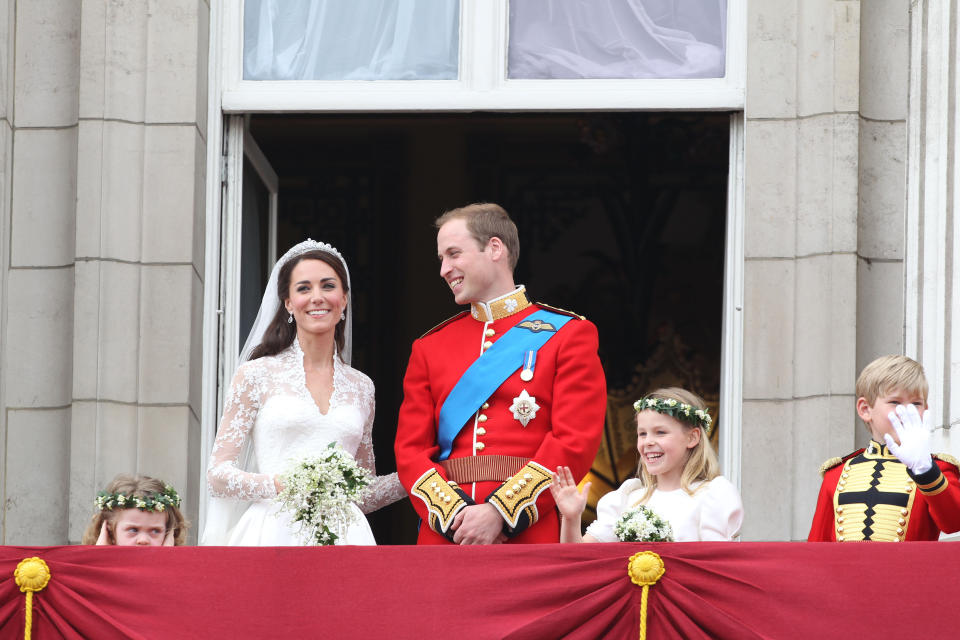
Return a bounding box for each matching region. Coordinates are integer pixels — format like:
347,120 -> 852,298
1,542 -> 958,639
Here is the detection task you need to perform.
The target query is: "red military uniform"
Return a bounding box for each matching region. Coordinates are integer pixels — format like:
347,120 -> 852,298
395,287 -> 606,544
808,440 -> 960,541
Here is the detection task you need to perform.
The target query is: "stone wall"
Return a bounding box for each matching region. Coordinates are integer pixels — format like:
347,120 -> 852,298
906,0 -> 960,463
857,0 -> 909,430
740,1 -> 920,540
744,0 -> 864,540
0,0 -> 208,544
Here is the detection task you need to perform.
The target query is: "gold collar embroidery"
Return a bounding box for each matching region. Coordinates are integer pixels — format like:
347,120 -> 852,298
864,440 -> 897,460
470,286 -> 531,322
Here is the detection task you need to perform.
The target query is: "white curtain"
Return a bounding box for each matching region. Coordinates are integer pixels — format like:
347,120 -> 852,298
508,0 -> 727,79
243,0 -> 459,80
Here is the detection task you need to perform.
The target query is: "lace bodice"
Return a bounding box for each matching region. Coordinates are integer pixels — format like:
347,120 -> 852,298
207,340 -> 405,513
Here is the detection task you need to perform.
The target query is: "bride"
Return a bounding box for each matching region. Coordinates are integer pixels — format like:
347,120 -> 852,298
202,239 -> 405,545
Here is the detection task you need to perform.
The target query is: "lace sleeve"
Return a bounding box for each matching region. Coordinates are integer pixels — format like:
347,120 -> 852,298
207,363 -> 277,500
354,376 -> 407,514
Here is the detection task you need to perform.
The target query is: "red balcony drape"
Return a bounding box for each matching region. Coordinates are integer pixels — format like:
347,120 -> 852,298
1,542 -> 957,639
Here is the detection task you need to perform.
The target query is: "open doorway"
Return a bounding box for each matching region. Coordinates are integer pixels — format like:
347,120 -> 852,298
241,112 -> 730,543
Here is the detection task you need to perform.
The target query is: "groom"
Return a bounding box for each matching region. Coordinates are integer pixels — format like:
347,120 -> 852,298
395,203 -> 607,544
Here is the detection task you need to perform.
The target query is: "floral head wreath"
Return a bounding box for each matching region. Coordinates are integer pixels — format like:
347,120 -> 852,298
95,485 -> 181,513
633,396 -> 714,435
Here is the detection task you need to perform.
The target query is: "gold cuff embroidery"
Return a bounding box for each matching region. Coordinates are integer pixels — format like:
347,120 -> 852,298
488,461 -> 552,529
412,469 -> 467,533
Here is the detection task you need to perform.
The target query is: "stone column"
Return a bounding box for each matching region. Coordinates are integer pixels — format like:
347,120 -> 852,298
742,1 -> 861,540
856,0 -> 910,448
0,0 -> 7,539
905,1 -> 960,458
0,0 -> 207,544
0,0 -> 80,545
67,0 -> 209,543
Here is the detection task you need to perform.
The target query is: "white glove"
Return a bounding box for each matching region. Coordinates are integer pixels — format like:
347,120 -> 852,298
884,404 -> 933,475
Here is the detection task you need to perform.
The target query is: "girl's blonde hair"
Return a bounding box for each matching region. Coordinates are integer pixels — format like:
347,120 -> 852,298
633,387 -> 720,505
81,473 -> 189,545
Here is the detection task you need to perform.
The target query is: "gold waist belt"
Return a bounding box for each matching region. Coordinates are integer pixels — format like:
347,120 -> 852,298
440,455 -> 531,484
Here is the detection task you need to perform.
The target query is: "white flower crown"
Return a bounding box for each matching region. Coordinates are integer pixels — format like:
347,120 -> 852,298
633,396 -> 713,434
95,485 -> 181,513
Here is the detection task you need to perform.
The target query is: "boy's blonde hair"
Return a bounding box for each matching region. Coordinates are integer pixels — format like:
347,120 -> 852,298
855,355 -> 928,406
633,387 -> 720,505
81,473 -> 189,545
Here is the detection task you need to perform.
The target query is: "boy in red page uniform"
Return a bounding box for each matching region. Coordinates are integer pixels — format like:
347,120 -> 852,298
809,355 -> 960,541
395,203 -> 607,544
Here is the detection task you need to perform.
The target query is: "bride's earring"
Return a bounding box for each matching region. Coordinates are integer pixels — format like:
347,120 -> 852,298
287,312 -> 294,324
340,310 -> 346,321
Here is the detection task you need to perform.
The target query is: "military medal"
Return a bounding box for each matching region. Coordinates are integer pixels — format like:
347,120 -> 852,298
510,389 -> 540,427
520,350 -> 536,381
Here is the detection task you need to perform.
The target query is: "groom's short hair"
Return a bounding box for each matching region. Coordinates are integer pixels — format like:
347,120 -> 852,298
435,202 -> 520,271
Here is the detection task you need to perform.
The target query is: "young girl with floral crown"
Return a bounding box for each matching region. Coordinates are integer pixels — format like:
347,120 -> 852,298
81,473 -> 188,546
551,387 -> 743,542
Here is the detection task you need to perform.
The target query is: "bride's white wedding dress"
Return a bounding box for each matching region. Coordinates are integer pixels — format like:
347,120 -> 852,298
202,339 -> 405,545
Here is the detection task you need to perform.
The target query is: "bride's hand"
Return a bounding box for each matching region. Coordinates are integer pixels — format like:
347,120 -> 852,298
273,475 -> 284,493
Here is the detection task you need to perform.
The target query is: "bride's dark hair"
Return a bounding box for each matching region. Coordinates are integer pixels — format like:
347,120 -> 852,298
249,250 -> 350,360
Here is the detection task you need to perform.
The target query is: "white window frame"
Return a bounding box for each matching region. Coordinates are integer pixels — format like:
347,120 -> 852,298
221,118 -> 279,389
199,111 -> 278,529
221,0 -> 746,113
201,0 -> 747,526
906,0 -> 960,475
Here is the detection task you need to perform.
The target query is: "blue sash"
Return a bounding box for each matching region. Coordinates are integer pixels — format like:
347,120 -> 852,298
437,310 -> 572,461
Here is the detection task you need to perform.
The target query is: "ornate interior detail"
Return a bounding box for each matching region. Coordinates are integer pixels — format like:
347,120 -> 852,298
583,323 -> 720,525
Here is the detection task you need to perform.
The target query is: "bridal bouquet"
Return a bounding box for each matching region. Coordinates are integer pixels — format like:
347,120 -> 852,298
276,443 -> 373,546
614,505 -> 675,542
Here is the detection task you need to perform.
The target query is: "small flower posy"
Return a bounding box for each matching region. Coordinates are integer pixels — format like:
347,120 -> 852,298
614,505 -> 675,543
95,485 -> 181,513
633,396 -> 713,434
276,442 -> 373,546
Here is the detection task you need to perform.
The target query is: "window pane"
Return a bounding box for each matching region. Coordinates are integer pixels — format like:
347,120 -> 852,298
244,0 -> 459,80
508,0 -> 726,79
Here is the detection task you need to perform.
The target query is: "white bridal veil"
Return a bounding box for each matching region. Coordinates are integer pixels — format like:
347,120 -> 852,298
201,239 -> 353,545
239,239 -> 353,365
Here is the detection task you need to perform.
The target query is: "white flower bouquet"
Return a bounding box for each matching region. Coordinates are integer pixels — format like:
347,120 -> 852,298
614,505 -> 675,542
276,443 -> 373,545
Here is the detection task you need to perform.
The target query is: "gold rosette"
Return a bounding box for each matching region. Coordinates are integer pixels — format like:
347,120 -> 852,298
627,551 -> 665,640
628,551 -> 665,586
14,557 -> 51,640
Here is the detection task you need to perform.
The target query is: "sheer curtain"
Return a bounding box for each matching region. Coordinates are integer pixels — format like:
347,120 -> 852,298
509,0 -> 727,79
243,0 -> 459,80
